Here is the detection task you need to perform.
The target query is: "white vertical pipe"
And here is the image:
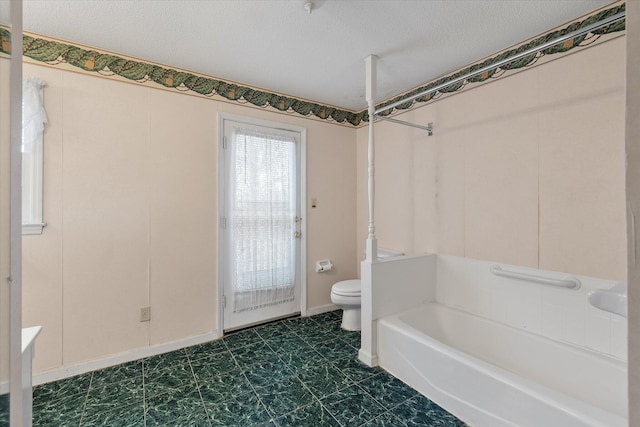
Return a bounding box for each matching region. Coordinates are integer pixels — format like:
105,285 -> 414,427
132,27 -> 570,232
360,55 -> 379,367
627,1 -> 640,424
9,0 -> 23,425
365,55 -> 378,262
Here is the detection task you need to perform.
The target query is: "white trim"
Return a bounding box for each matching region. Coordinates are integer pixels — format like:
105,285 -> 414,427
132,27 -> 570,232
358,348 -> 379,367
22,223 -> 45,235
304,303 -> 339,317
299,130 -> 308,316
1,330 -> 221,390
217,118 -> 226,334
9,1 -> 25,424
217,112 -> 307,332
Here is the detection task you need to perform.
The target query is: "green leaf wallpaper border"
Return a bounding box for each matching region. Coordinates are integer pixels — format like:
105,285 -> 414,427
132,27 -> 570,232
371,3 -> 626,120
0,2 -> 625,127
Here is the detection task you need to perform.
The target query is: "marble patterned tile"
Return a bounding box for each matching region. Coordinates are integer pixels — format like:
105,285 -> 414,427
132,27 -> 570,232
254,376 -> 314,418
204,391 -> 271,427
83,377 -> 143,418
79,401 -> 145,426
391,394 -> 465,427
190,349 -> 238,376
274,401 -> 340,427
284,317 -> 318,334
321,384 -> 386,426
279,348 -> 328,374
32,392 -> 86,426
144,361 -> 196,396
242,357 -> 294,389
230,341 -> 278,367
362,412 -> 408,427
32,373 -> 92,405
145,386 -> 207,426
311,319 -> 342,333
0,394 -> 8,427
358,372 -> 419,410
25,311 -> 466,427
158,411 -> 213,427
254,321 -> 293,340
223,328 -> 264,351
335,329 -> 361,349
312,337 -> 359,361
89,360 -> 143,389
296,364 -> 352,399
336,355 -> 381,382
197,368 -> 253,404
310,311 -> 342,324
299,327 -> 340,346
143,349 -> 190,373
264,334 -> 314,355
186,339 -> 228,361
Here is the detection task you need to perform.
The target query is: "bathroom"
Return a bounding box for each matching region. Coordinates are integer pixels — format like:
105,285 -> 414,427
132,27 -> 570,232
1,0 -> 639,426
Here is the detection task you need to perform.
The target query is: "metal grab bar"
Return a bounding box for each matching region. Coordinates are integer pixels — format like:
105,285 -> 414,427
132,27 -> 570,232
489,265 -> 581,290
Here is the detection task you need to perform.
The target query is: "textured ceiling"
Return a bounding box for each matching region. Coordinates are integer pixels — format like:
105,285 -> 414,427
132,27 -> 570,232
5,0 -> 615,110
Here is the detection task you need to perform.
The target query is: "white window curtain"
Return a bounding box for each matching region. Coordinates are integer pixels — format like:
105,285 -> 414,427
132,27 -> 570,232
22,77 -> 47,234
229,127 -> 296,313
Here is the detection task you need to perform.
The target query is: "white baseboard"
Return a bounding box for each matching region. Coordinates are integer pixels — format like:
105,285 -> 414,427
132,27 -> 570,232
358,348 -> 379,367
27,329 -> 221,387
305,303 -> 339,317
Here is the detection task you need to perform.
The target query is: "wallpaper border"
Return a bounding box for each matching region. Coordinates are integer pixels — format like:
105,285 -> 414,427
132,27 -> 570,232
0,2 -> 625,127
371,2 -> 626,121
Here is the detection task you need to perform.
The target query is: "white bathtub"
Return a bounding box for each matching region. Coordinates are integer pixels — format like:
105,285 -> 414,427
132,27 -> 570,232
377,303 -> 627,427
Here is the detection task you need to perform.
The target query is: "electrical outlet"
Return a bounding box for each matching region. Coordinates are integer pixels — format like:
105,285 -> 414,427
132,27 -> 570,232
140,306 -> 151,322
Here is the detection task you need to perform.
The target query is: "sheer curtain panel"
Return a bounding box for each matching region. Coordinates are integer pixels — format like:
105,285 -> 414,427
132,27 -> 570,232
229,127 -> 297,313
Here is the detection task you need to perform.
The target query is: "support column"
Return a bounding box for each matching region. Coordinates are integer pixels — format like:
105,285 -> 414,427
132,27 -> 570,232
359,55 -> 379,367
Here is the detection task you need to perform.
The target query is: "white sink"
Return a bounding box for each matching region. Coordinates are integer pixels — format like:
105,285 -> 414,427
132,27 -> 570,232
588,282 -> 627,318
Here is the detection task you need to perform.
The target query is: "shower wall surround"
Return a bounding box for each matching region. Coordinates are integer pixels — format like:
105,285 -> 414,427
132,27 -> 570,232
357,35 -> 626,282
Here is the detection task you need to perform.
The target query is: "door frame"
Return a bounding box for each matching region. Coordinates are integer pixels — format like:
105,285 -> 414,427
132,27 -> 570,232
217,112 -> 307,334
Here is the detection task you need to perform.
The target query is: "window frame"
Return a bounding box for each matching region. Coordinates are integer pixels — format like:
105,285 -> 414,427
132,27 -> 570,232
21,133 -> 44,235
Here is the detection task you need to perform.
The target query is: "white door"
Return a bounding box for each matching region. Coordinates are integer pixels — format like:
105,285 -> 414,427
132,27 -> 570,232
221,117 -> 303,331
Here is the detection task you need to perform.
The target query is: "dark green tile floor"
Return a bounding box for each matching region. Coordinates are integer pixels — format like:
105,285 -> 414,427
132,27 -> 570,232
1,310 -> 465,426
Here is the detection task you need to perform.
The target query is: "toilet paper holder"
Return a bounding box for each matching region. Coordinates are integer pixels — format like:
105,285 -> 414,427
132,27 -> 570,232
316,259 -> 333,273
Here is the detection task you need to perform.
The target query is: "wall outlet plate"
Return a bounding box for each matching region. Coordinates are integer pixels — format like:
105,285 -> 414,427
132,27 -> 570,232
140,306 -> 151,322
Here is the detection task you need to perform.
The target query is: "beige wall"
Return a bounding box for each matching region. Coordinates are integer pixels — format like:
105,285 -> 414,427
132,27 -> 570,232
21,62 -> 357,374
358,37 -> 627,282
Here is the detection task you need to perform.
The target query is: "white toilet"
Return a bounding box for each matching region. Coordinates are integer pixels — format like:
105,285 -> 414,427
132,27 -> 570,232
330,248 -> 404,331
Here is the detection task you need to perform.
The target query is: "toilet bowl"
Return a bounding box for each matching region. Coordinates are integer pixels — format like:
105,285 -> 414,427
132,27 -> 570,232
330,248 -> 404,331
330,279 -> 362,331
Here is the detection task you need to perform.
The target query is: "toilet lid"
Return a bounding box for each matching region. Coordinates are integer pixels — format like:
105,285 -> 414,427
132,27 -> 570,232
332,279 -> 361,296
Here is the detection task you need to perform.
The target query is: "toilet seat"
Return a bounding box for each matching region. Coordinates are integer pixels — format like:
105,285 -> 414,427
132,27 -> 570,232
331,279 -> 361,297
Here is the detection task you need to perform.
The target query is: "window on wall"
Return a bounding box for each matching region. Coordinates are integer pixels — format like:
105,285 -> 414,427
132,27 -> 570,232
22,77 -> 47,235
